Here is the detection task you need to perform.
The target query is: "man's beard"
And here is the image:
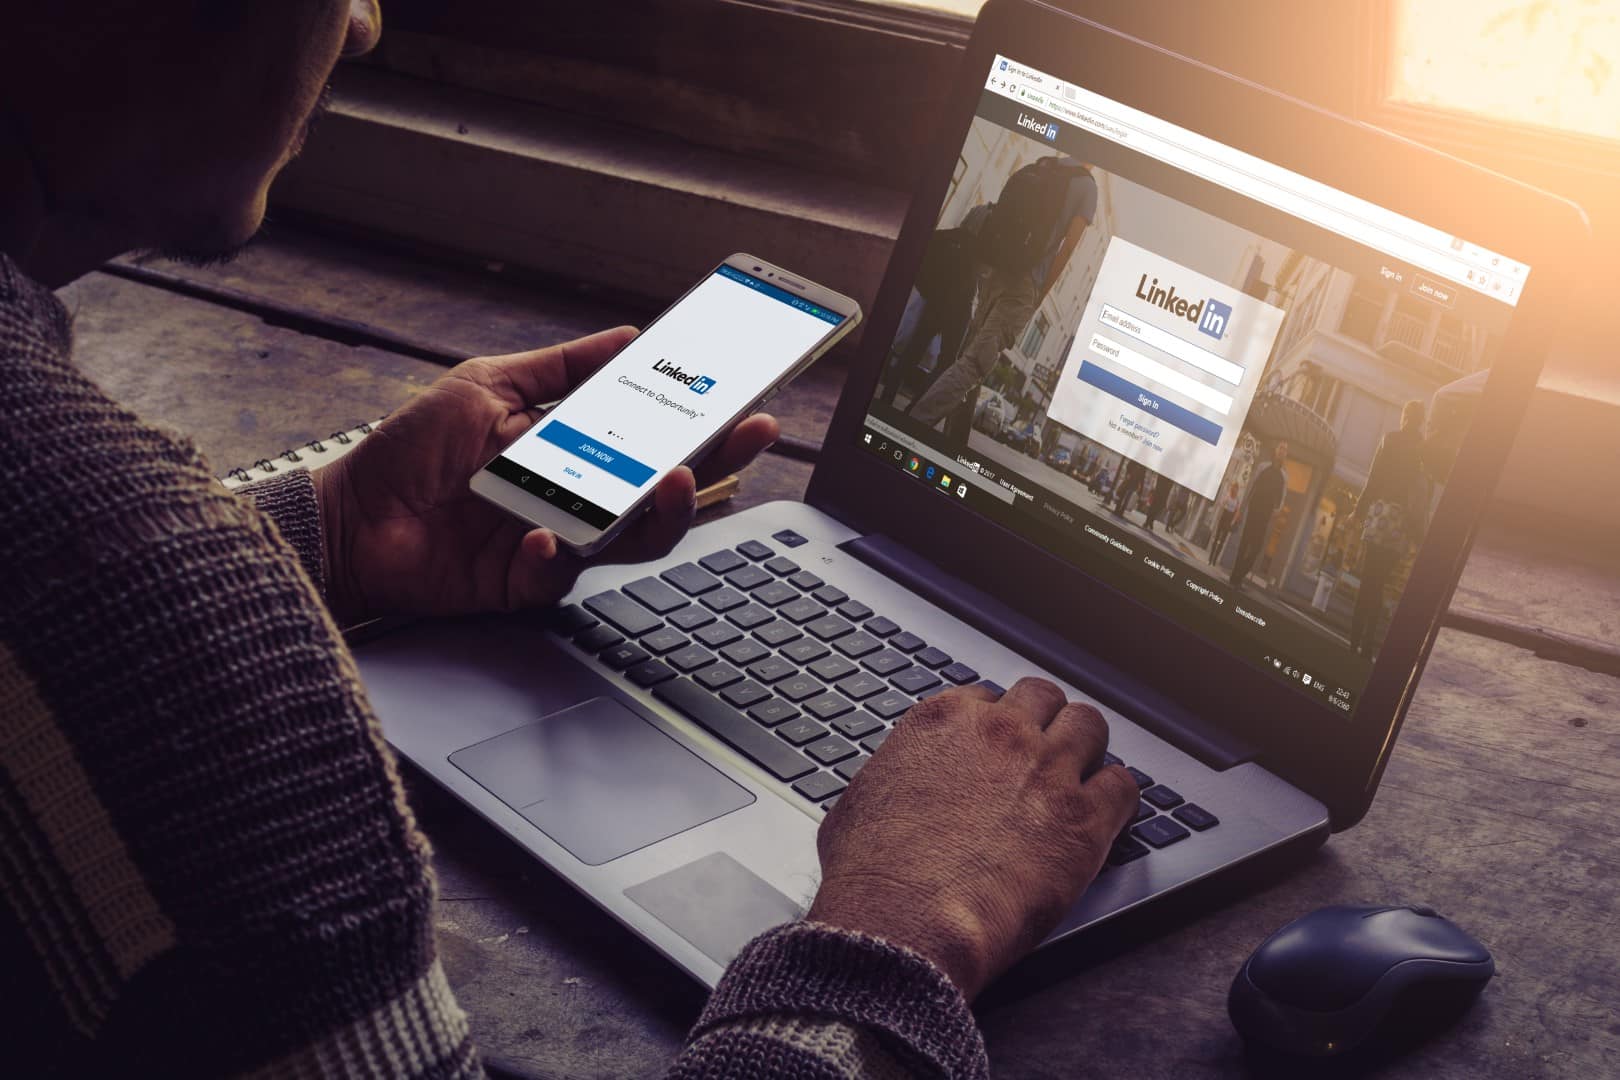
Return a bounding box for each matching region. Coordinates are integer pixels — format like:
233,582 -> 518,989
153,83 -> 334,268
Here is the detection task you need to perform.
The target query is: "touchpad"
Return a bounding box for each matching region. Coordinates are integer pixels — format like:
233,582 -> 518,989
449,698 -> 753,866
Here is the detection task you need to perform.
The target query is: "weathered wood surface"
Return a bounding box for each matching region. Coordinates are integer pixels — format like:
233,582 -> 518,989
58,236 -> 1619,1079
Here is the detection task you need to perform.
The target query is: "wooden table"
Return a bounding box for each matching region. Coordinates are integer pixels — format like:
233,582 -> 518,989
61,228 -> 1619,1080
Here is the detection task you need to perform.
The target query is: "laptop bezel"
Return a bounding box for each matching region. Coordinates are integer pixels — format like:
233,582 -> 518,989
807,0 -> 1589,829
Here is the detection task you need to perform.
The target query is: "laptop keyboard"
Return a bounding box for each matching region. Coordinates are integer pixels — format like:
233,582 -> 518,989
547,533 -> 1218,866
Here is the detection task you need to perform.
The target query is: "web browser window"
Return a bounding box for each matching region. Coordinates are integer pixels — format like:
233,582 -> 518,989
489,265 -> 844,527
860,54 -> 1530,717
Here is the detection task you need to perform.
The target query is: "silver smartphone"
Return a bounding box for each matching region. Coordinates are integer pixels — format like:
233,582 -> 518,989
470,254 -> 862,555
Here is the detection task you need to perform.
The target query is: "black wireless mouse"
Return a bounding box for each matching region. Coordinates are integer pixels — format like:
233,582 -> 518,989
1228,904 -> 1495,1058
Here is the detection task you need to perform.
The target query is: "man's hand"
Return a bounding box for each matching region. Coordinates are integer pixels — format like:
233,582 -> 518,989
807,678 -> 1137,1000
311,327 -> 779,625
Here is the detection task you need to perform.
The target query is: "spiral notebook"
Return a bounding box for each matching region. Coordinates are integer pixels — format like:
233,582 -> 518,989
220,418 -> 742,506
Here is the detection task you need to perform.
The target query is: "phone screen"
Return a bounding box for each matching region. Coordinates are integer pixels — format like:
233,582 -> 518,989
484,265 -> 848,528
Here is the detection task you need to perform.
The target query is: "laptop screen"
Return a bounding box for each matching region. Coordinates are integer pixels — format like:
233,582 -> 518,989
857,53 -> 1530,719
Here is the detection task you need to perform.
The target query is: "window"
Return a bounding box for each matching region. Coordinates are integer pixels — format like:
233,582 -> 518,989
1021,313 -> 1050,358
1339,277 -> 1384,346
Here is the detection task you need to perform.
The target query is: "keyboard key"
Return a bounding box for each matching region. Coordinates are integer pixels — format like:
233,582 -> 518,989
748,698 -> 800,726
1132,800 -> 1156,824
777,717 -> 829,745
693,621 -> 742,649
977,679 -> 1006,696
781,638 -> 829,664
737,539 -> 775,561
752,581 -> 799,607
915,646 -> 953,669
805,735 -> 858,765
1126,766 -> 1154,789
624,576 -> 689,614
625,659 -> 675,687
812,585 -> 849,606
661,562 -> 721,596
821,795 -> 839,811
864,691 -> 912,721
863,616 -> 900,638
778,597 -> 826,624
834,672 -> 888,701
574,624 -> 624,652
640,627 -> 689,655
834,754 -> 868,781
721,679 -> 772,708
793,772 -> 846,802
839,600 -> 874,622
788,570 -> 824,591
890,667 -> 942,695
727,603 -> 774,630
700,587 -> 748,613
807,614 -> 855,641
720,639 -> 771,666
695,663 -> 744,690
654,679 -> 815,781
1173,804 -> 1220,831
832,712 -> 883,740
1134,816 -> 1191,849
808,655 -> 858,682
890,631 -> 926,653
668,605 -> 717,632
746,655 -> 798,683
940,662 -> 978,685
699,549 -> 746,574
776,675 -> 826,702
601,643 -> 650,670
1142,784 -> 1184,811
860,729 -> 891,753
771,528 -> 808,548
803,692 -> 855,722
583,591 -> 662,637
666,644 -> 717,673
861,650 -> 911,677
764,556 -> 800,576
1102,751 -> 1123,767
550,604 -> 597,634
1107,835 -> 1150,866
833,631 -> 882,659
752,620 -> 803,648
727,565 -> 774,591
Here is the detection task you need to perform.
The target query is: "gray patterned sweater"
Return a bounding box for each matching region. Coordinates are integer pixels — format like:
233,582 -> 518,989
0,254 -> 989,1078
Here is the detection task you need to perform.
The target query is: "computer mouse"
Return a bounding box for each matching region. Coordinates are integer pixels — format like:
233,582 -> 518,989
1228,904 -> 1495,1058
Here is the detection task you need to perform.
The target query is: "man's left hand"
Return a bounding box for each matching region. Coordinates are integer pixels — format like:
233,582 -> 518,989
311,327 -> 780,625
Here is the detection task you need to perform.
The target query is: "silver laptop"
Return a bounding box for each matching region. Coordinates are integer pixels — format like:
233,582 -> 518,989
353,0 -> 1583,988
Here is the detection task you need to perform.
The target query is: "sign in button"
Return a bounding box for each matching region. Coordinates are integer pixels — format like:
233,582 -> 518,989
1077,361 -> 1223,446
537,420 -> 657,486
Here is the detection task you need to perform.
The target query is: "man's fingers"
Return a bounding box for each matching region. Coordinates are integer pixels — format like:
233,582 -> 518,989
477,326 -> 638,407
996,677 -> 1067,729
593,467 -> 697,567
1082,764 -> 1140,840
692,414 -> 780,488
1044,701 -> 1110,771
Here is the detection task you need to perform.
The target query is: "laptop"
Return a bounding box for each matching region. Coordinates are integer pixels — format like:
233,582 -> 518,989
352,0 -> 1587,988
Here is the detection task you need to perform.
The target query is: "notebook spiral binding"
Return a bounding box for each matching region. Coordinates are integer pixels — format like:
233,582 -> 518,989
219,418 -> 386,489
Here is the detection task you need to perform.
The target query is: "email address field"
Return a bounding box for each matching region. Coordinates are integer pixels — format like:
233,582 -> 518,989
1097,304 -> 1244,385
1087,333 -> 1235,415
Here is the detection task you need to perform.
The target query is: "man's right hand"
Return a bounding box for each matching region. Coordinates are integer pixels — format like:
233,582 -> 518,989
807,678 -> 1137,1000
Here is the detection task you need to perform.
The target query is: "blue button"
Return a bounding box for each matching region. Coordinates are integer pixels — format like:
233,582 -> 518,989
1076,361 -> 1224,446
536,420 -> 657,486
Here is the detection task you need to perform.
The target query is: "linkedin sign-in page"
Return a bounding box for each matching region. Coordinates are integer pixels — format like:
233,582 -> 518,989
497,267 -> 841,516
1046,237 -> 1283,499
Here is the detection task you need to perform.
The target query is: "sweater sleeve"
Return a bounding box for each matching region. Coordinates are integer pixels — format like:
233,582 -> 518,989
235,470 -> 327,597
0,257 -> 480,1077
667,922 -> 989,1079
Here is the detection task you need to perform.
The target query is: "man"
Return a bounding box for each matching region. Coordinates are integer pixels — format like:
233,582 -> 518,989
0,4 -> 1137,1077
1347,401 -> 1428,656
908,155 -> 1098,459
878,203 -> 988,411
1227,440 -> 1291,591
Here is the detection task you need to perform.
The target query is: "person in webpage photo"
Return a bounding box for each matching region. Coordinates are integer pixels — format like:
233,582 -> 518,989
870,99 -> 1518,704
0,3 -> 1136,1078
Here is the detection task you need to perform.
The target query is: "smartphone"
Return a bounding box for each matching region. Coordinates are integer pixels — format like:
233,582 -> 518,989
470,254 -> 862,555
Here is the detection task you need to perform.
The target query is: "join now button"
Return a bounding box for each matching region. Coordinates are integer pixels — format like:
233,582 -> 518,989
1077,361 -> 1224,446
537,420 -> 656,486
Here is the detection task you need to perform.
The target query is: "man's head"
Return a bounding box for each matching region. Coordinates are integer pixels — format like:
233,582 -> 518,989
0,1 -> 380,284
1400,399 -> 1426,434
1272,440 -> 1289,466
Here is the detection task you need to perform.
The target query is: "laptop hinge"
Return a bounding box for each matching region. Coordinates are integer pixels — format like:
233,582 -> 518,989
839,533 -> 1256,771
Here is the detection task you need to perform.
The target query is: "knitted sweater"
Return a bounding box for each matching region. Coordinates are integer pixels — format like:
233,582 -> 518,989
0,254 -> 989,1078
